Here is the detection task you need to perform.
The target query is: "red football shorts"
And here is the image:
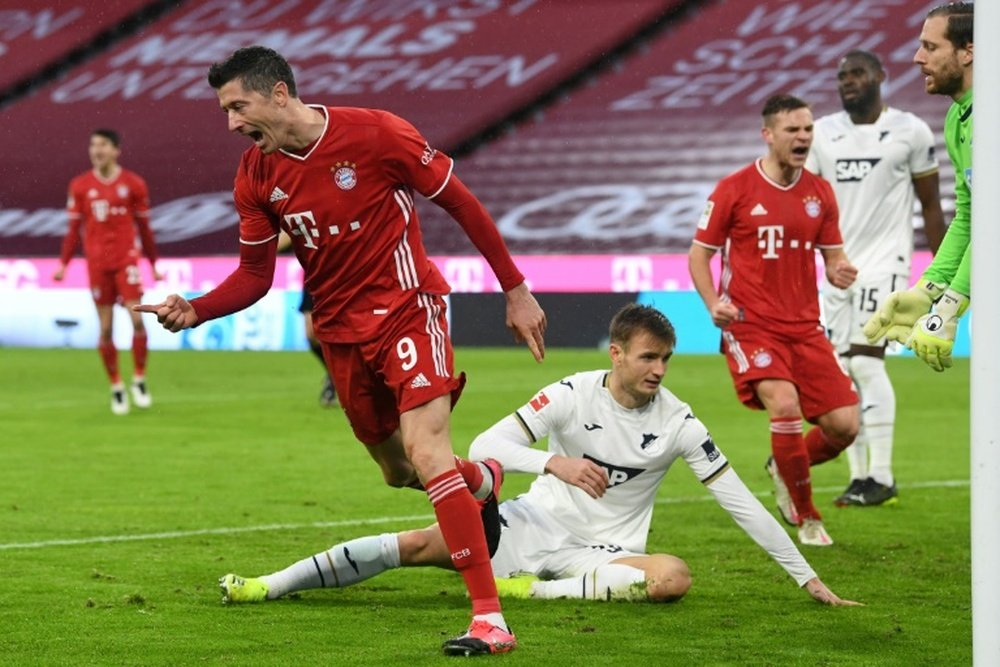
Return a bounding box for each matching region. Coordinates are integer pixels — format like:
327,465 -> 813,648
720,323 -> 857,422
323,292 -> 465,445
88,260 -> 143,306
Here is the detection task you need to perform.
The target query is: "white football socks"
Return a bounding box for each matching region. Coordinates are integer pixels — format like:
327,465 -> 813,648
261,533 -> 400,599
529,564 -> 647,601
849,355 -> 896,486
843,433 -> 869,482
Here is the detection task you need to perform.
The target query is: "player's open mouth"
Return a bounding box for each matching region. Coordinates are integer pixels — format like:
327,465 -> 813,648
247,130 -> 264,144
792,147 -> 809,156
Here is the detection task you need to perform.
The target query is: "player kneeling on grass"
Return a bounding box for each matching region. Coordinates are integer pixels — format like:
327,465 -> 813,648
221,305 -> 859,609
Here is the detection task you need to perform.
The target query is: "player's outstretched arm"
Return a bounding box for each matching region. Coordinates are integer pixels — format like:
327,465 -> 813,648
862,279 -> 945,344
803,577 -> 862,606
133,294 -> 199,332
505,282 -> 546,363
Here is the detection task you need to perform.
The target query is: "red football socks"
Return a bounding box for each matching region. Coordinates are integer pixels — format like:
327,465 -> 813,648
805,426 -> 844,465
132,333 -> 148,377
452,456 -> 486,498
426,469 -> 500,615
770,417 -> 820,521
98,340 -> 120,383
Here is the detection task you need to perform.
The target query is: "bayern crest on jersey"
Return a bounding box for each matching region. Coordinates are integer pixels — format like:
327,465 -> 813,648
803,196 -> 821,218
117,184 -> 129,198
332,161 -> 357,190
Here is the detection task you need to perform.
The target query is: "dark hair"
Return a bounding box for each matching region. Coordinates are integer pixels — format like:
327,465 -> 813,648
840,49 -> 883,73
928,2 -> 974,49
207,46 -> 298,97
91,128 -> 120,147
609,304 -> 676,349
761,94 -> 810,123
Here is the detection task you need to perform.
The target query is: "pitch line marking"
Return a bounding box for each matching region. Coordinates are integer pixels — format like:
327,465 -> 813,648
0,479 -> 969,551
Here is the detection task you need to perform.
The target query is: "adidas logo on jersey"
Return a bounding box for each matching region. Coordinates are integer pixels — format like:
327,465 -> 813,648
410,373 -> 431,389
750,203 -> 768,216
269,186 -> 289,202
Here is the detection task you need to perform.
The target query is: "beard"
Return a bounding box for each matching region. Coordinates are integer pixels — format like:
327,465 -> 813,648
927,63 -> 965,97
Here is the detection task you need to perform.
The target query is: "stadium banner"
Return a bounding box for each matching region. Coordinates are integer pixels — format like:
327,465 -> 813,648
0,251 -> 968,356
0,0 -> 153,90
416,0 -> 955,256
0,0 -> 679,258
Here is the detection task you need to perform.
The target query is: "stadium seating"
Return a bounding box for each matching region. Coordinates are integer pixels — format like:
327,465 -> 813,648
0,0 -> 681,257
0,0 -> 154,92
419,0 -> 956,254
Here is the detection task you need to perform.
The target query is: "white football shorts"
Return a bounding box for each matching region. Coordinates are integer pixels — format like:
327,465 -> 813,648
824,272 -> 907,354
490,496 -> 643,579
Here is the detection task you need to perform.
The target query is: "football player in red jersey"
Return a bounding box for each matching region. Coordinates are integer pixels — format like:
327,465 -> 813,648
136,46 -> 545,656
688,94 -> 860,549
54,129 -> 162,415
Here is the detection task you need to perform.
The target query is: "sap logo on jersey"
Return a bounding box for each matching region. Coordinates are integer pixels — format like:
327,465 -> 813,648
583,454 -> 644,488
835,158 -> 881,182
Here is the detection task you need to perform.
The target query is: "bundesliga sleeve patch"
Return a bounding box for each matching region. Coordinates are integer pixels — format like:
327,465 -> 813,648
528,391 -> 550,413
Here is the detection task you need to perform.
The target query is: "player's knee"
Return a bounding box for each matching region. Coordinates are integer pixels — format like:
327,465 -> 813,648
758,387 -> 800,417
645,555 -> 691,603
825,408 -> 860,447
396,528 -> 441,566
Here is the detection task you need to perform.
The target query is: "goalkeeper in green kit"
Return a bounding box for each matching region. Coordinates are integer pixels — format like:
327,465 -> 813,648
863,2 -> 973,372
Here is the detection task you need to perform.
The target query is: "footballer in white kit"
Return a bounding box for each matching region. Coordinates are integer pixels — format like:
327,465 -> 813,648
807,106 -> 939,345
472,369 -> 817,587
805,50 -> 944,506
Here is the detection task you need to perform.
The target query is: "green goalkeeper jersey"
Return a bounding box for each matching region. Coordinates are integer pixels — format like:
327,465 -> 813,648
922,88 -> 972,296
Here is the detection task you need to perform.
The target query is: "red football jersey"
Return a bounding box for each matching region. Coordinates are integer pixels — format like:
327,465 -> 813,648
693,160 -> 842,334
233,106 -> 463,343
61,168 -> 156,271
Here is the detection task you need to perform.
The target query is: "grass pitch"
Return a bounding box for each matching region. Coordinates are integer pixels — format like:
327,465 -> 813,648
0,347 -> 970,665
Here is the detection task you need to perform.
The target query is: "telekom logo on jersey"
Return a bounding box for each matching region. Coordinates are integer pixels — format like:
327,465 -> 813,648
283,210 -> 362,250
757,225 -> 784,259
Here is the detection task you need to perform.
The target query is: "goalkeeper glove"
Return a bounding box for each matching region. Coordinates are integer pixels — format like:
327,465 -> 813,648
906,289 -> 969,372
862,279 -> 946,344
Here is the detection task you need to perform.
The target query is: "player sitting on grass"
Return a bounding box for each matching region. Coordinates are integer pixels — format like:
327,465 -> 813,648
221,305 -> 860,608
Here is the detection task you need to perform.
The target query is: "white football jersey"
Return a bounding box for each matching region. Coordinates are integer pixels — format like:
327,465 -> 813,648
506,370 -> 726,554
806,107 -> 938,278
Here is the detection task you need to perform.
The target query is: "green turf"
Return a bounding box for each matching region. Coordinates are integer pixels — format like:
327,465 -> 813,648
0,348 -> 970,665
